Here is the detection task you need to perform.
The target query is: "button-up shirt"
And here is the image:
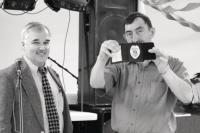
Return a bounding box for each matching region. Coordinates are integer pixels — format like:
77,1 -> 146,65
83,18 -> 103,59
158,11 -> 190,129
24,56 -> 64,133
104,57 -> 191,133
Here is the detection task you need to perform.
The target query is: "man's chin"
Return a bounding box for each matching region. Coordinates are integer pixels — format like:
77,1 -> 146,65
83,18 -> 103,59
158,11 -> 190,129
36,59 -> 47,66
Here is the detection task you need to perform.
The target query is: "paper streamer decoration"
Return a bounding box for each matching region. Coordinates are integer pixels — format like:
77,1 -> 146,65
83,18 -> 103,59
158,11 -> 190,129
142,0 -> 200,32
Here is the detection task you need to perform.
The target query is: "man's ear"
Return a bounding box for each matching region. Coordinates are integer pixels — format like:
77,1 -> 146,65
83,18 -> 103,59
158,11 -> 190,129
123,34 -> 127,41
21,41 -> 25,46
150,27 -> 155,38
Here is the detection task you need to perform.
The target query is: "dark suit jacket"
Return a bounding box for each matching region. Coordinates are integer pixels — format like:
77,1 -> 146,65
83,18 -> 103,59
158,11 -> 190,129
0,58 -> 73,133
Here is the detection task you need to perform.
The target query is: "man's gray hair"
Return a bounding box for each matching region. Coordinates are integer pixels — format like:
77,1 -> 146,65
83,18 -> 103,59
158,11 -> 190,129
21,22 -> 51,41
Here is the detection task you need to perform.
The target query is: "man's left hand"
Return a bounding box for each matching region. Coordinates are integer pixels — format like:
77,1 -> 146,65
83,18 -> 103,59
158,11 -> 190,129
149,47 -> 170,75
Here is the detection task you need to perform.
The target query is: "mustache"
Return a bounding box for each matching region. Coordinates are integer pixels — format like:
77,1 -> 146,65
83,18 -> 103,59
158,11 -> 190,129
36,50 -> 48,55
135,40 -> 144,43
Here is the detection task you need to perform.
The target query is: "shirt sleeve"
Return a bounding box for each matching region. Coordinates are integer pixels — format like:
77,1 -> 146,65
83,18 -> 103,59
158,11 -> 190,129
0,69 -> 15,133
168,56 -> 192,86
104,64 -> 119,97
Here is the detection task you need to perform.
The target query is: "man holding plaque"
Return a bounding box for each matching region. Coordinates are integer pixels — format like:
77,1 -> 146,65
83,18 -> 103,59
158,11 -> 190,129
90,12 -> 193,133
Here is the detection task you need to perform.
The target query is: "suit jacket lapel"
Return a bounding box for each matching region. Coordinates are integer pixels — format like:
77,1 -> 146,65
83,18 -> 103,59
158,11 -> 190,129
47,67 -> 73,133
20,59 -> 44,129
47,67 -> 63,92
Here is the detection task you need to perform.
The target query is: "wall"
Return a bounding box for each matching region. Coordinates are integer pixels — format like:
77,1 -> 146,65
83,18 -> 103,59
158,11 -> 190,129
144,0 -> 200,76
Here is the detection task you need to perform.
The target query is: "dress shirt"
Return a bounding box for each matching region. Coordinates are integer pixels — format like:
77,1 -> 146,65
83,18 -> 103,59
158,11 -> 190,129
24,56 -> 64,133
104,57 -> 191,133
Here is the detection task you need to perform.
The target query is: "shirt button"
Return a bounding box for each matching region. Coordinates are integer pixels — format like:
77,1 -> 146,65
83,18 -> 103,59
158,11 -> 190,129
137,81 -> 141,84
131,123 -> 134,126
133,109 -> 136,111
135,95 -> 138,98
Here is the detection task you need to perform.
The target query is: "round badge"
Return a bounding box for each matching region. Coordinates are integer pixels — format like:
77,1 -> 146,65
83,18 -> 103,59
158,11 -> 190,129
130,45 -> 140,59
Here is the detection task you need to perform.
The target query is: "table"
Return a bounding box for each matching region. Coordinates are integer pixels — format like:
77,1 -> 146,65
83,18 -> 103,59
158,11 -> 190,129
70,110 -> 98,121
175,112 -> 191,117
175,112 -> 200,133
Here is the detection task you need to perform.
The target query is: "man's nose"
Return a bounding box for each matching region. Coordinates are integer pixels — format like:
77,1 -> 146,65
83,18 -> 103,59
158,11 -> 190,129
131,37 -> 141,43
131,32 -> 140,43
135,40 -> 143,43
39,45 -> 48,50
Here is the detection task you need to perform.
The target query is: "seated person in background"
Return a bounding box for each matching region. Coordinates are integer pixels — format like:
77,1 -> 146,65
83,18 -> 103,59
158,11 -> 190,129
90,12 -> 193,133
192,83 -> 200,104
0,22 -> 73,133
191,73 -> 200,103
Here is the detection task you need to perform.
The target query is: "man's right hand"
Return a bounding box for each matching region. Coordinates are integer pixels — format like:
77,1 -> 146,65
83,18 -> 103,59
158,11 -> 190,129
91,40 -> 120,88
99,40 -> 121,58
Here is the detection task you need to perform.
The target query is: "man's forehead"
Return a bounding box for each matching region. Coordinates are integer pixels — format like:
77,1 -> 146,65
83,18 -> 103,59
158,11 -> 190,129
27,27 -> 49,34
24,28 -> 50,39
125,17 -> 146,30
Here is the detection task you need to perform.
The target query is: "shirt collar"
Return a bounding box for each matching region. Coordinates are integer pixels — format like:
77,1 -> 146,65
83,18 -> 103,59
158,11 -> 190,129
23,56 -> 47,73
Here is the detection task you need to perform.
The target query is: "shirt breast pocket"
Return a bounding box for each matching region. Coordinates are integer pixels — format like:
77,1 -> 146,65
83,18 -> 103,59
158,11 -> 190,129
148,81 -> 167,103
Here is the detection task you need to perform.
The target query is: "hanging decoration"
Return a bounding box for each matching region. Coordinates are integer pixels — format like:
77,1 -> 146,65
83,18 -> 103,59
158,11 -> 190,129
141,0 -> 200,32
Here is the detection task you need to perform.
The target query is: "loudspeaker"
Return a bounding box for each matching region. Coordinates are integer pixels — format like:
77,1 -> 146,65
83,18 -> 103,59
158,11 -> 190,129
3,0 -> 36,11
78,0 -> 138,105
94,0 -> 138,54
